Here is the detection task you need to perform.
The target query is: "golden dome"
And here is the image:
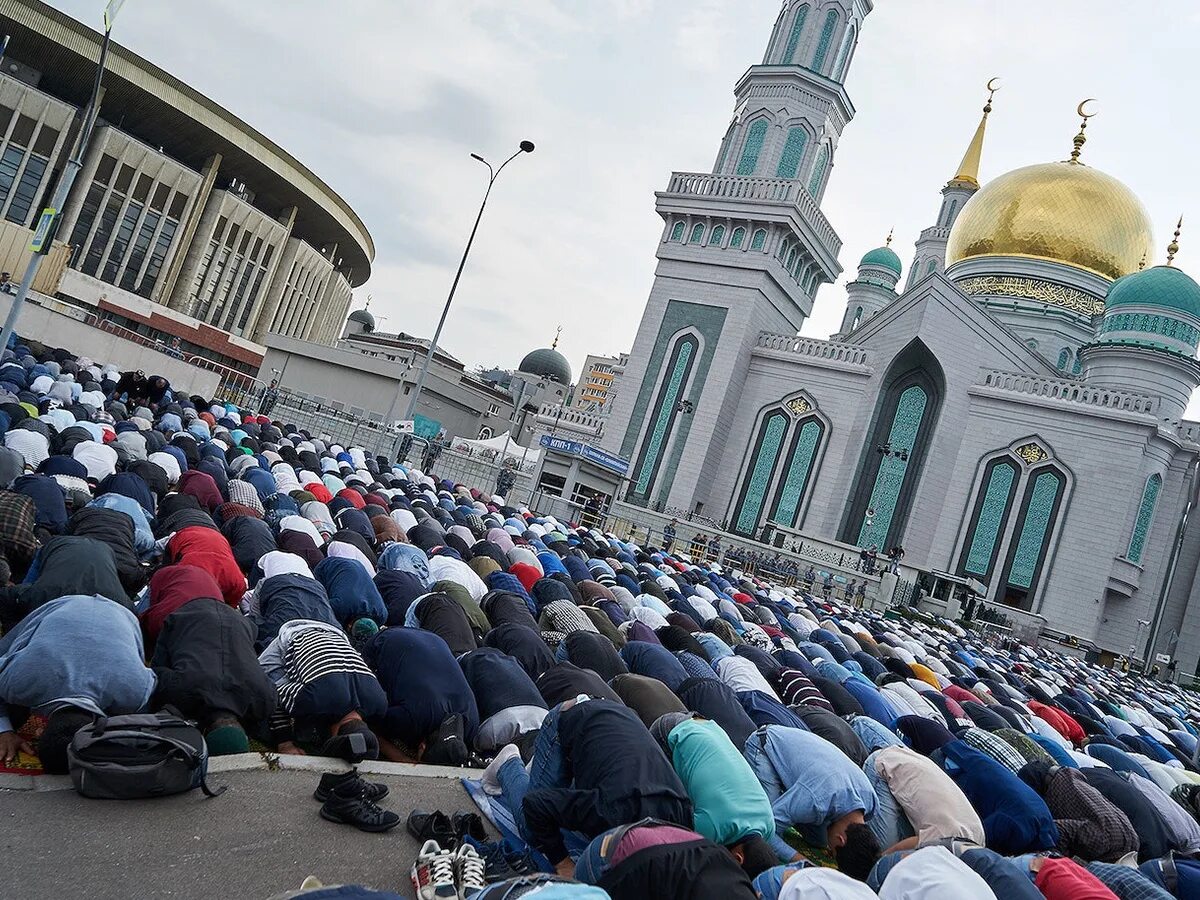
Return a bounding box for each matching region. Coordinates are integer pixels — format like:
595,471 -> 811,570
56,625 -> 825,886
945,160 -> 1154,280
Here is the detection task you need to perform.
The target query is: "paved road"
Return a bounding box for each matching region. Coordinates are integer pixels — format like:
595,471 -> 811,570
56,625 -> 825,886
3,768 -> 490,899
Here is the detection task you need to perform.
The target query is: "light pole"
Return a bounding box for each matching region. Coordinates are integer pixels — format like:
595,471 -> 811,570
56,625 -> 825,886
0,0 -> 126,351
399,140 -> 534,427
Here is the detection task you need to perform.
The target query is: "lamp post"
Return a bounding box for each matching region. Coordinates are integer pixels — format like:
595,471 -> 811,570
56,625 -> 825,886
0,0 -> 127,351
398,141 -> 535,427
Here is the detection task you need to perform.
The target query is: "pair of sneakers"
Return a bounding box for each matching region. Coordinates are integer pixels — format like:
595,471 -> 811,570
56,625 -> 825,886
411,840 -> 485,899
314,768 -> 399,833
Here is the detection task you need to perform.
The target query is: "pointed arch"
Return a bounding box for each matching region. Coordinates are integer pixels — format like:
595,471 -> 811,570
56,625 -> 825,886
781,4 -> 810,64
1056,347 -> 1071,371
851,306 -> 863,330
775,126 -> 810,179
998,465 -> 1068,610
629,330 -> 701,503
807,144 -> 830,195
751,228 -> 768,250
669,221 -> 685,242
689,223 -> 706,244
811,9 -> 838,73
708,224 -> 726,246
841,339 -> 945,550
832,22 -> 857,82
736,118 -> 770,176
1127,472 -> 1163,563
958,455 -> 1021,582
730,226 -> 746,249
729,407 -> 791,536
769,414 -> 825,528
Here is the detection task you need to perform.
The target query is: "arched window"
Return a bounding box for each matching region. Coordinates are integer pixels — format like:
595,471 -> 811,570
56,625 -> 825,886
832,24 -> 856,81
689,223 -> 705,244
776,126 -> 809,179
730,227 -> 746,249
629,332 -> 700,503
811,10 -> 838,73
770,417 -> 824,528
807,145 -> 830,195
1026,338 -> 1039,351
1071,357 -> 1082,375
781,4 -> 810,64
736,118 -> 769,176
751,228 -> 767,250
786,247 -> 798,270
1056,347 -> 1071,371
708,224 -> 725,246
958,457 -> 1020,581
924,259 -> 937,275
777,238 -> 792,261
842,340 -> 944,550
791,254 -> 804,277
851,306 -> 863,330
999,466 -> 1067,610
941,199 -> 959,227
730,409 -> 790,536
670,221 -> 685,242
1127,473 -> 1162,563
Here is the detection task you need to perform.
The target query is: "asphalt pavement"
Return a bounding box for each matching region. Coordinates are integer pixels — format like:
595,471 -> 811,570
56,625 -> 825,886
3,767 -> 490,899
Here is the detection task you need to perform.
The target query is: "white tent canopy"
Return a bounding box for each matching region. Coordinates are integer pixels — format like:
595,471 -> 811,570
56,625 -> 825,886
449,433 -> 541,473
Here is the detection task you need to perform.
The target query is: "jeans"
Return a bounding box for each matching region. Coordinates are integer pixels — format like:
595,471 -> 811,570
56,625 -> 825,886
863,751 -> 914,850
495,702 -> 572,844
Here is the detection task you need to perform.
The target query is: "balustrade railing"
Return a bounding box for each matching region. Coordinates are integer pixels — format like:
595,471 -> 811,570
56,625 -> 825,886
977,370 -> 1157,414
663,172 -> 841,254
754,331 -> 870,365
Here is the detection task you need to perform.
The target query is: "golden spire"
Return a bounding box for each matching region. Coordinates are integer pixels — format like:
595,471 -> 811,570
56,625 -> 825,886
951,77 -> 999,187
1167,216 -> 1183,265
1069,99 -> 1097,164
551,324 -> 562,350
885,227 -> 893,247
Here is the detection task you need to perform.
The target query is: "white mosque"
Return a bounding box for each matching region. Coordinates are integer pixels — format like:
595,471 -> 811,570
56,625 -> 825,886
602,0 -> 1200,670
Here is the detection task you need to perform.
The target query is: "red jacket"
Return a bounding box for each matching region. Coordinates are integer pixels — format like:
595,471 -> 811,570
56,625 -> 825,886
166,526 -> 246,607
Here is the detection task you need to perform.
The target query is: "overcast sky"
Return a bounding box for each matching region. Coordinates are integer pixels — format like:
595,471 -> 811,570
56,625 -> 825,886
57,0 -> 1200,387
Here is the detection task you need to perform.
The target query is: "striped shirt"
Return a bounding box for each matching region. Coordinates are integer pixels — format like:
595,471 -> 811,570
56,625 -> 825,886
275,624 -> 374,710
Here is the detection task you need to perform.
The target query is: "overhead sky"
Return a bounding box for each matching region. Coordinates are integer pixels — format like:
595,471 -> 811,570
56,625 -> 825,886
57,0 -> 1200,391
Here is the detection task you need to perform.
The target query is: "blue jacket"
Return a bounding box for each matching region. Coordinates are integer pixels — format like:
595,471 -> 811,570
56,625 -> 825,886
0,594 -> 155,732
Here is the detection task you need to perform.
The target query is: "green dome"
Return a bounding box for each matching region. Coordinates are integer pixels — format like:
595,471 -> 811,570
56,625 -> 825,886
859,245 -> 902,276
1105,265 -> 1200,317
519,347 -> 572,384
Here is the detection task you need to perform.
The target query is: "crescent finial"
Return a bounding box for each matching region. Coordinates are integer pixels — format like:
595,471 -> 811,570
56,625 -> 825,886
1077,98 -> 1098,119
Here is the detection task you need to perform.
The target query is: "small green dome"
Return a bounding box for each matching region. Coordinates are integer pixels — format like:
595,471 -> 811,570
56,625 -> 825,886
1105,265 -> 1200,317
859,245 -> 902,276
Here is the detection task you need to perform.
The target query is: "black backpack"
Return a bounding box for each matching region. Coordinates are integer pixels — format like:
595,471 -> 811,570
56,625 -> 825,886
67,711 -> 225,800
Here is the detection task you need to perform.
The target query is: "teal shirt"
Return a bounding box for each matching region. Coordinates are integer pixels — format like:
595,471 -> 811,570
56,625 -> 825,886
668,717 -> 775,845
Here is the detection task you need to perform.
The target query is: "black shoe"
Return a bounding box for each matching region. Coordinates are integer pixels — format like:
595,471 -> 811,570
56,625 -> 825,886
321,722 -> 379,762
319,781 -> 400,833
313,768 -> 389,803
453,811 -> 487,844
407,809 -> 456,847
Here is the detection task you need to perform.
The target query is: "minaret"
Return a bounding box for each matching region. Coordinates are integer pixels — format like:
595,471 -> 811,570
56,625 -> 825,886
605,0 -> 874,512
906,79 -> 998,290
837,229 -> 903,335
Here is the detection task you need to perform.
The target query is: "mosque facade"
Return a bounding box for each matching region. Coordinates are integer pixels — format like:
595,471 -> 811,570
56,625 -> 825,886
603,0 -> 1200,670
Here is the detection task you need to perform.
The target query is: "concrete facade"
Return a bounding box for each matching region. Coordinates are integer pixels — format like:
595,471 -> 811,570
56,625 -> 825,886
260,332 -> 515,445
0,1 -> 372,366
604,0 -> 1200,671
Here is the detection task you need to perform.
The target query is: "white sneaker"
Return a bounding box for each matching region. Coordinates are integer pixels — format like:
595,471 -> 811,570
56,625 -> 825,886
410,839 -> 457,900
455,843 -> 486,898
480,743 -> 521,796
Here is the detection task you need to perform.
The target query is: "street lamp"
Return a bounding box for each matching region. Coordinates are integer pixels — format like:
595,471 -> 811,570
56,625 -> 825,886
398,141 -> 535,430
0,0 -> 126,351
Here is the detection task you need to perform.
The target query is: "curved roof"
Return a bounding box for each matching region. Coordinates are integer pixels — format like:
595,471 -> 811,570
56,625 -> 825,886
519,347 -> 572,385
859,245 -> 902,276
1,0 -> 374,284
945,160 -> 1153,282
1106,265 -> 1200,317
347,308 -> 375,331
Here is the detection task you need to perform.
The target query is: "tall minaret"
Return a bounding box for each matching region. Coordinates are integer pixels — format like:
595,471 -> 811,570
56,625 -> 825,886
906,80 -> 998,290
606,0 -> 874,513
